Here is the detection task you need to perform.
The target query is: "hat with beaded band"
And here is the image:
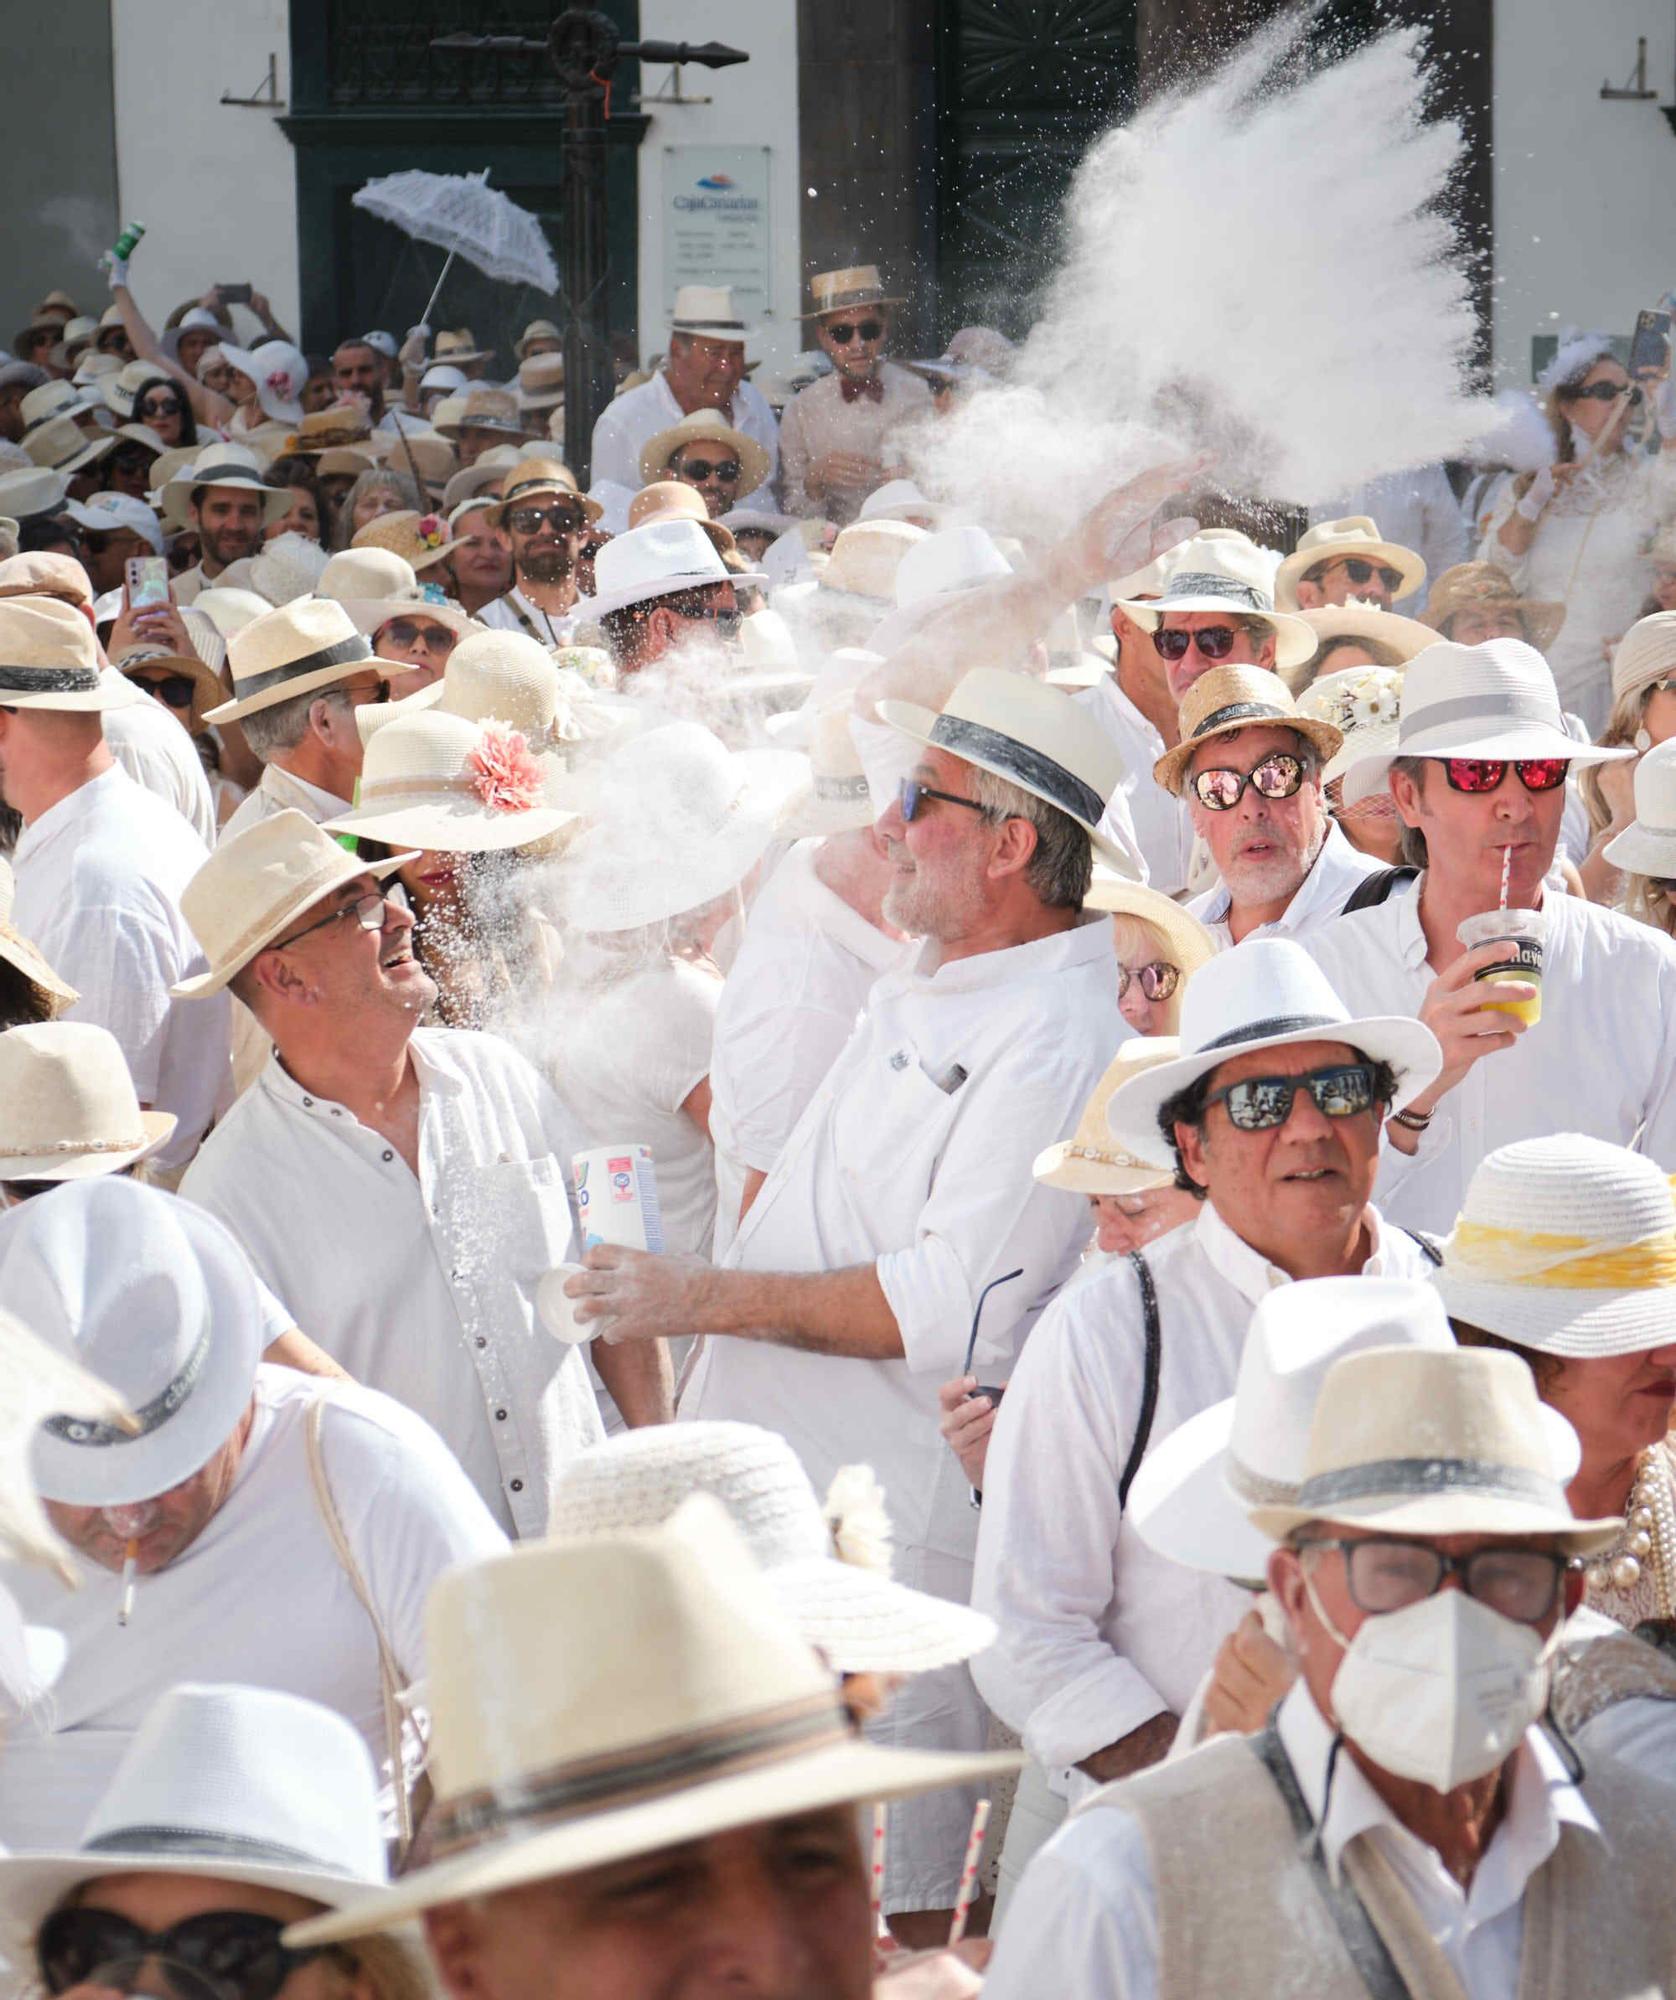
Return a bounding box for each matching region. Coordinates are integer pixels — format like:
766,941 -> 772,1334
1033,1038 -> 1183,1196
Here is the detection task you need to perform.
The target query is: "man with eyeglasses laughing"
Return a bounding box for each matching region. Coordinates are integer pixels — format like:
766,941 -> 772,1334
1304,636 -> 1676,1235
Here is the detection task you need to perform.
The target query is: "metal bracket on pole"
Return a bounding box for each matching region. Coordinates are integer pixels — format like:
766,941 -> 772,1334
220,52 -> 284,109
1601,36 -> 1656,99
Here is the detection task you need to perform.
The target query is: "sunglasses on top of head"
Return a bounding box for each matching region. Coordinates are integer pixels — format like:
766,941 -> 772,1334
1441,757 -> 1570,794
1152,623 -> 1244,663
825,320 -> 884,345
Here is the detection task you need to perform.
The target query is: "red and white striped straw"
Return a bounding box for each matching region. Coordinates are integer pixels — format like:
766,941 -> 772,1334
947,1797 -> 992,1945
869,1802 -> 887,1935
1499,841 -> 1512,911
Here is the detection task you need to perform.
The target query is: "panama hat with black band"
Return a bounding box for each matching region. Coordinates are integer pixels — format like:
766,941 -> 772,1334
1115,532 -> 1316,673
0,597 -> 146,714
203,598 -> 380,727
488,456 -> 602,528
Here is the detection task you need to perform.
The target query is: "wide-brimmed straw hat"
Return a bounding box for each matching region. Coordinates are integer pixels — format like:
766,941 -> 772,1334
116,643 -> 228,724
218,340 -> 308,425
23,414 -> 115,479
1433,1134 -> 1676,1358
1152,663 -> 1343,796
1611,610 -> 1676,710
0,552 -> 94,607
1082,870 -> 1218,977
0,860 -> 75,1017
0,466 -> 70,522
278,403 -> 375,456
0,1683 -> 390,1927
547,1423 -> 995,1675
800,265 -> 906,319
1604,737 -> 1676,877
442,444 -> 524,514
324,710 -> 575,853
776,706 -> 868,840
1292,601 -> 1437,682
1033,1037 -> 1184,1196
1419,561 -> 1565,654
488,454 -> 602,526
350,508 -> 461,574
19,381 -> 91,435
669,284 -> 755,341
0,598 -> 142,713
1116,532 -> 1315,671
1275,517 -> 1427,611
517,317 -> 563,360
1298,664 -> 1406,790
516,352 -> 566,415
637,406 -> 770,497
585,517 -> 765,621
354,627 -> 577,747
877,666 -> 1133,875
1250,1345 -> 1619,1550
560,722 -> 806,933
629,479 -> 737,556
205,598 -> 377,725
0,1023 -> 175,1183
1338,638 -> 1631,807
160,443 -> 289,528
0,1180 -> 265,1507
434,385 -> 521,440
1104,936 -> 1442,1168
287,1496 -> 1015,1946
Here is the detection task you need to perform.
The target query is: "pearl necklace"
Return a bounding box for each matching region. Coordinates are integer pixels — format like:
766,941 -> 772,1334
1585,1448 -> 1676,1613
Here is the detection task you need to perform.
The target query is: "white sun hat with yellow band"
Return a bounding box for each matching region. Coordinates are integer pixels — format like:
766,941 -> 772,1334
1432,1134 -> 1676,1357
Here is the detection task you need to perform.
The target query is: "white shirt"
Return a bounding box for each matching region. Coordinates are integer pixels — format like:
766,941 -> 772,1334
1314,465 -> 1470,616
475,586 -> 587,647
1187,819 -> 1383,947
1075,675 -> 1196,898
218,761 -> 351,845
972,1202 -> 1431,1801
103,683 -> 217,847
180,1028 -> 602,1538
11,766 -> 229,1172
984,1683 -> 1601,2000
682,919 -> 1122,1569
0,1367 -> 505,1851
589,369 -> 781,503
708,842 -> 905,1257
1303,877 -> 1676,1233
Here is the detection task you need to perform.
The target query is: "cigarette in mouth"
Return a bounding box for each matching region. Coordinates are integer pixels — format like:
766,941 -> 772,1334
118,1540 -> 138,1627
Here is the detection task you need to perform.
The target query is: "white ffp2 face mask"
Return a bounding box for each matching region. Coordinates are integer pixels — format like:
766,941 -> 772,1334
1327,1588 -> 1552,1794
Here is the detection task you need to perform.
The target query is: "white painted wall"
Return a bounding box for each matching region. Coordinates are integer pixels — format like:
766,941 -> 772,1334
634,0 -> 801,378
110,0 -> 300,349
1494,0 -> 1676,383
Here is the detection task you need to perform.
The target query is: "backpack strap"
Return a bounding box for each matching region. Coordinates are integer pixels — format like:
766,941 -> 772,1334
1117,1250 -> 1163,1509
1401,1226 -> 1443,1267
1340,865 -> 1419,915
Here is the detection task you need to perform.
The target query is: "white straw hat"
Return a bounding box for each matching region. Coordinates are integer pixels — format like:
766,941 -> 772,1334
776,705 -> 867,840
189,586 -> 275,641
547,1422 -> 996,1675
173,809 -> 417,999
0,1683 -> 390,1926
1274,516 -> 1427,611
219,339 -> 309,425
0,1022 -> 175,1182
244,531 -> 329,608
206,598 -> 377,725
1292,602 -> 1437,686
1433,1133 -> 1676,1357
1104,937 -> 1442,1168
286,1496 -> 1015,1946
1250,1345 -> 1618,1551
0,597 -> 144,713
325,710 -> 575,852
858,479 -> 941,527
1033,1037 -> 1183,1195
636,406 -> 770,497
0,1180 -> 264,1507
0,1308 -> 128,1578
23,415 -> 115,480
1081,871 -> 1218,979
1603,737 -> 1676,878
1611,610 -> 1676,708
0,466 -> 71,522
585,518 -> 766,620
1339,637 -> 1632,806
1298,664 -> 1406,789
668,283 -> 754,341
160,442 -> 289,528
1115,532 -> 1316,671
559,722 -> 806,933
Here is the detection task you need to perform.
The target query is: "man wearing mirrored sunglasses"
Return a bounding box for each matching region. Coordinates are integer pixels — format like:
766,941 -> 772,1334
973,938 -> 1443,1892
477,460 -> 598,647
1305,635 -> 1676,1236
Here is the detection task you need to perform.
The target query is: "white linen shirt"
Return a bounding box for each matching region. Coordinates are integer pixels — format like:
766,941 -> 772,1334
474,586 -> 588,647
1075,675 -> 1196,898
681,918 -> 1123,1568
180,1028 -> 601,1538
1186,818 -> 1383,947
11,765 -> 228,1172
1303,878 -> 1676,1233
0,1367 -> 505,1851
104,683 -> 217,846
218,761 -> 351,845
983,1683 -> 1601,2000
589,369 -> 780,503
708,841 -> 906,1257
971,1201 -> 1432,1801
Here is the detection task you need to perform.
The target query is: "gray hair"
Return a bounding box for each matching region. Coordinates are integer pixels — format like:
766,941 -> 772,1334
966,763 -> 1092,909
335,468 -> 422,550
238,684 -> 341,760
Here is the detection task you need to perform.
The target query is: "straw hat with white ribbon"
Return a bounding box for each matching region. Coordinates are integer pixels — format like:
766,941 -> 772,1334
1432,1134 -> 1676,1357
324,710 -> 576,854
205,598 -> 378,726
1033,1037 -> 1183,1196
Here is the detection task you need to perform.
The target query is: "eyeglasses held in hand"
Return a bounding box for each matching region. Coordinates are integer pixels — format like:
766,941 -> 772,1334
37,1906 -> 337,2000
897,778 -> 989,824
1152,623 -> 1240,663
962,1267 -> 1025,1377
1191,752 -> 1306,812
505,504 -> 585,535
826,320 -> 885,345
1441,757 -> 1569,795
1296,1536 -> 1567,1624
1205,1061 -> 1380,1132
1118,959 -> 1180,1002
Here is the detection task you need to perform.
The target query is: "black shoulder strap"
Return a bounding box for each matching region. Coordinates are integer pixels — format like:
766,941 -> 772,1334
1117,1250 -> 1162,1510
1401,1226 -> 1443,1268
1251,1724 -> 1418,2000
1340,864 -> 1419,915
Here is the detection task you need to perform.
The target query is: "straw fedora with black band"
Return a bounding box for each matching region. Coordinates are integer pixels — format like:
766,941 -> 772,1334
800,265 -> 906,320
637,407 -> 771,498
668,284 -> 754,342
434,386 -> 522,441
204,598 -> 380,727
1152,663 -> 1343,797
0,598 -> 145,714
1274,516 -> 1427,612
488,455 -> 602,527
285,1496 -> 1016,1947
23,415 -> 115,480
160,443 -> 291,530
0,1021 -> 175,1183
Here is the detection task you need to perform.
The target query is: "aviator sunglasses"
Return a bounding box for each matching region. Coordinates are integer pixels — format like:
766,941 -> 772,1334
1118,960 -> 1179,1002
1205,1061 -> 1381,1131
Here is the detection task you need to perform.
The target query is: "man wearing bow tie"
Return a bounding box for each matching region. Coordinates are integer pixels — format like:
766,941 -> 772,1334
779,266 -> 931,524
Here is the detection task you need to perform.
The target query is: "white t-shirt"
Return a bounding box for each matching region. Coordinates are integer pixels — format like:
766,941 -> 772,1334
0,1367 -> 506,1851
102,682 -> 217,847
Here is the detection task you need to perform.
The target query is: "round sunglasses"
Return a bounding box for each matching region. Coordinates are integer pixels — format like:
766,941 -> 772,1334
1205,1061 -> 1380,1132
1441,757 -> 1569,795
1119,960 -> 1179,1002
1191,751 -> 1305,811
129,671 -> 198,710
1152,623 -> 1242,663
37,1907 -> 338,2000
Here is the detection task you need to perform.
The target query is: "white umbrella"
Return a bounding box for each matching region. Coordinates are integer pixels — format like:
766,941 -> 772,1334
352,168 -> 559,324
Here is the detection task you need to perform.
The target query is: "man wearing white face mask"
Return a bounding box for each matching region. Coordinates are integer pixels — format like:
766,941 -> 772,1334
986,1343 -> 1676,1998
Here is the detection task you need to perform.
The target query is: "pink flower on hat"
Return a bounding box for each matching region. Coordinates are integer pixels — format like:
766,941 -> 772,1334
415,513 -> 446,551
466,723 -> 543,813
266,366 -> 295,393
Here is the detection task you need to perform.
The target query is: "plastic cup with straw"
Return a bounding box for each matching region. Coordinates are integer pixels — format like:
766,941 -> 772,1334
1455,841 -> 1545,1026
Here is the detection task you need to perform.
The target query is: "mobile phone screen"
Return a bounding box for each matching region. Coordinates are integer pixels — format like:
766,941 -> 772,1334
1630,309 -> 1671,375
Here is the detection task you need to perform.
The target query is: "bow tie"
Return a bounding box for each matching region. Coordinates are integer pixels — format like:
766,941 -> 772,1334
838,374 -> 884,405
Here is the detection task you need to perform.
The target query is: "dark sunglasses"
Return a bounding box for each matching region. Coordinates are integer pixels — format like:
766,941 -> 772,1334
675,603 -> 743,638
131,672 -> 197,710
380,617 -> 458,652
1118,960 -> 1180,1002
138,396 -> 184,418
37,1907 -> 336,2000
505,504 -> 585,535
1442,756 -> 1569,795
1566,380 -> 1631,402
1323,556 -> 1403,593
898,777 -> 988,823
1152,623 -> 1241,663
1205,1061 -> 1381,1132
1191,751 -> 1306,812
674,457 -> 741,483
826,320 -> 884,345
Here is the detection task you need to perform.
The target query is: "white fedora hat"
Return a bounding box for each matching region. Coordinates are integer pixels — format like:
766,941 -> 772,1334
668,283 -> 754,341
325,711 -> 576,853
1610,609 -> 1676,709
548,1422 -> 996,1675
559,722 -> 806,933
442,443 -> 524,514
23,414 -> 115,479
0,466 -> 71,521
189,585 -> 274,642
858,479 -> 941,527
1297,664 -> 1406,789
160,442 -> 289,527
0,1179 -> 264,1507
776,705 -> 867,840
1104,936 -> 1442,1169
1339,637 -> 1631,807
219,339 -> 309,425
877,665 -> 1133,874
173,810 -> 416,1000
636,406 -> 770,497
0,597 -> 144,713
1250,1345 -> 1618,1551
1433,1133 -> 1676,1358
1115,531 -> 1316,672
1274,516 -> 1427,611
1604,736 -> 1676,878
585,517 -> 766,621
287,1496 -> 1015,1946
0,1307 -> 128,1579
206,598 -> 377,725
864,524 -> 1007,656
0,1022 -> 174,1183
0,1683 -> 389,1925
1081,870 -> 1218,979
1033,1037 -> 1184,1196
60,489 -> 164,555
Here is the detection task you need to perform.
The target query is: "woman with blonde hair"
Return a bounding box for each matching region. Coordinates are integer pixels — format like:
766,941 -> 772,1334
1081,874 -> 1215,1037
1599,734 -> 1676,940
1579,610 -> 1676,902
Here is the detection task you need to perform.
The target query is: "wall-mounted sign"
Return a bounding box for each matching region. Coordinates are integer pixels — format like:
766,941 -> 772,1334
663,146 -> 772,326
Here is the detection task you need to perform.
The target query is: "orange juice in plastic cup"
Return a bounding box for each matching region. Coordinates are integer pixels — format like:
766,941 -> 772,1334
1456,908 -> 1544,1025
